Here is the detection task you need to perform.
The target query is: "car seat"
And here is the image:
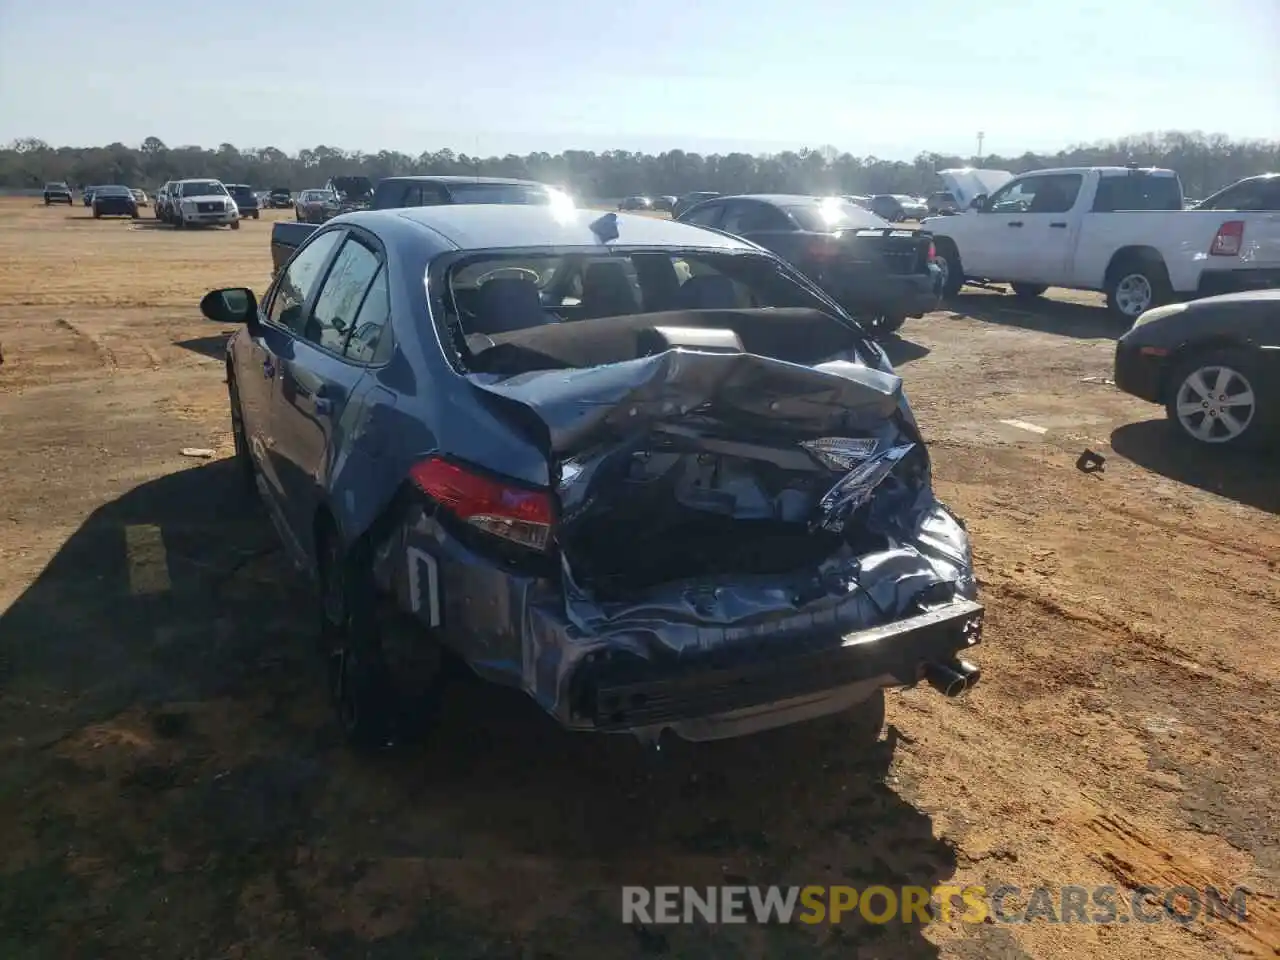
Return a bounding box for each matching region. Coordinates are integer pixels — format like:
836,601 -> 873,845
472,278 -> 548,335
579,261 -> 640,318
675,274 -> 741,310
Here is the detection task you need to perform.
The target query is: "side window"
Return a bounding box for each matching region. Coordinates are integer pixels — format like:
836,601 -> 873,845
723,202 -> 791,233
304,237 -> 382,353
987,177 -> 1041,213
344,268 -> 390,363
1198,179 -> 1280,212
681,203 -> 723,227
267,230 -> 343,334
1092,174 -> 1182,212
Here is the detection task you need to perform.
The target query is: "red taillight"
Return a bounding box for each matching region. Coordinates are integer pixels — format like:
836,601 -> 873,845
1210,220 -> 1244,257
927,241 -> 937,262
409,457 -> 552,550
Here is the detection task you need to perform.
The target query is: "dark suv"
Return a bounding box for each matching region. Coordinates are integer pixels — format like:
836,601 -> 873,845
226,184 -> 261,219
268,187 -> 293,209
43,182 -> 73,205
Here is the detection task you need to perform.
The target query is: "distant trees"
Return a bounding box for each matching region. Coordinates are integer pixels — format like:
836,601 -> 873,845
2,132 -> 1275,200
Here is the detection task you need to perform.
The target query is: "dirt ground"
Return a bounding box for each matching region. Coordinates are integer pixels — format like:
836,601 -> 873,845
0,196 -> 1277,959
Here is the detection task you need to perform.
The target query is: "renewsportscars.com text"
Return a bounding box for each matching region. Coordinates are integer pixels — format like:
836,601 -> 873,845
621,884 -> 1250,926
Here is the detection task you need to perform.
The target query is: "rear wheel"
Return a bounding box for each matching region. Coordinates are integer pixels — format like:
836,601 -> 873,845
935,240 -> 964,298
1010,282 -> 1047,299
1105,257 -> 1170,321
230,219 -> 240,230
316,523 -> 446,751
1164,348 -> 1271,448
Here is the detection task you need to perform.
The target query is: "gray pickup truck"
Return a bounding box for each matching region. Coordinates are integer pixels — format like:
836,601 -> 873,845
270,175 -> 560,274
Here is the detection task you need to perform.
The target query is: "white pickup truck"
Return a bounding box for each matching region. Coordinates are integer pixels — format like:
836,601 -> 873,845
923,166 -> 1280,319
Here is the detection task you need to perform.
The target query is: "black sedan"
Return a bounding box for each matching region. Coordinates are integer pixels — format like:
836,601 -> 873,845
198,204 -> 981,749
268,187 -> 293,208
1114,289 -> 1278,448
43,182 -> 73,205
676,194 -> 940,336
91,185 -> 140,219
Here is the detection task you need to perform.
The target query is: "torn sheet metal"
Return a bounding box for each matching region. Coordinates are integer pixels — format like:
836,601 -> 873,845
811,443 -> 916,533
467,350 -> 905,456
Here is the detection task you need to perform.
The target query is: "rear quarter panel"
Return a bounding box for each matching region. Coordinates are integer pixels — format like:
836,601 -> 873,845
1071,211 -> 1241,292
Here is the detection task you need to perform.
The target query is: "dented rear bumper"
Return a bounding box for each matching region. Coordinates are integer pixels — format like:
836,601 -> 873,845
373,490 -> 981,741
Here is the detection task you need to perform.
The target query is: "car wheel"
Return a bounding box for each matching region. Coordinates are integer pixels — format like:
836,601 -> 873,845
848,688 -> 886,742
1165,349 -> 1270,448
44,199 -> 50,206
227,372 -> 258,496
317,523 -> 445,750
1010,283 -> 1047,299
253,211 -> 260,219
93,209 -> 101,219
1106,258 -> 1170,321
230,219 -> 240,230
935,241 -> 964,298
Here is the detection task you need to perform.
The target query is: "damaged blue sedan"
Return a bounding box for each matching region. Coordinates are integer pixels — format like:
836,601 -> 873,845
200,203 -> 983,749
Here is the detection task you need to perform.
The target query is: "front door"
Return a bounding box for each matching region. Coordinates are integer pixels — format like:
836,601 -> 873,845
268,230 -> 388,542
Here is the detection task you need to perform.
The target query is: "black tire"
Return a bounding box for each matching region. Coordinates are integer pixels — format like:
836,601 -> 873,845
252,211 -> 260,219
93,209 -> 101,219
317,523 -> 445,750
1163,348 -> 1273,449
849,688 -> 887,742
44,198 -> 50,206
1010,283 -> 1047,299
230,219 -> 240,230
227,372 -> 258,495
1105,256 -> 1170,321
935,240 -> 964,298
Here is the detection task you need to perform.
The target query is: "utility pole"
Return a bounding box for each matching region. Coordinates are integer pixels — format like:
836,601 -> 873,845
976,131 -> 985,164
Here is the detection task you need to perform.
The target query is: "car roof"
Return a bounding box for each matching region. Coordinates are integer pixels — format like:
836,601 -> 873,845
338,204 -> 761,252
702,194 -> 851,207
377,175 -> 548,187
176,178 -> 222,183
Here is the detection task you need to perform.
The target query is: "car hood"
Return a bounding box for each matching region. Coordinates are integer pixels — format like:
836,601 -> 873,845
935,168 -> 1014,210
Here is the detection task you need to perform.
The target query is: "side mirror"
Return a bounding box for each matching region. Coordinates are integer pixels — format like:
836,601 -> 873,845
969,194 -> 988,211
200,287 -> 257,325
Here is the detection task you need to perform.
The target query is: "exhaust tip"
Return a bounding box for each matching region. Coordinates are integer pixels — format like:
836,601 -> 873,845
924,658 -> 980,697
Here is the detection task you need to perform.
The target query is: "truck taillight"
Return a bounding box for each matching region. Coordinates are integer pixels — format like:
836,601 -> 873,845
409,457 -> 553,551
1209,220 -> 1244,257
927,241 -> 937,261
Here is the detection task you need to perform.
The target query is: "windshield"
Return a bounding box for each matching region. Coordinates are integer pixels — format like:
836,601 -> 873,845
96,186 -> 131,197
46,183 -> 69,190
447,183 -> 552,205
228,186 -> 254,198
785,200 -> 891,231
181,181 -> 226,197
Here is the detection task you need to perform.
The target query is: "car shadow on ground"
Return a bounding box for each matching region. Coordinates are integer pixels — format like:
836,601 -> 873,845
173,334 -> 232,361
948,290 -> 1128,340
1110,419 -> 1280,515
0,459 -> 957,958
879,333 -> 931,367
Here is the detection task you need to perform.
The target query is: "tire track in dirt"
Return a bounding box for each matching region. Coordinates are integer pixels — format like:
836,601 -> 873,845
1074,809 -> 1280,957
53,316 -> 116,370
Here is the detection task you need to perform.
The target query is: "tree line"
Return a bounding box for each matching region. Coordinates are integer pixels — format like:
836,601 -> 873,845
2,132 -> 1276,201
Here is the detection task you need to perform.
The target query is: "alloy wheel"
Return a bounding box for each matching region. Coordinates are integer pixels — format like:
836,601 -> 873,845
1174,364 -> 1256,443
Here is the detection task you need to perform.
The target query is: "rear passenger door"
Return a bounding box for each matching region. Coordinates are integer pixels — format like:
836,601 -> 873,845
268,229 -> 388,543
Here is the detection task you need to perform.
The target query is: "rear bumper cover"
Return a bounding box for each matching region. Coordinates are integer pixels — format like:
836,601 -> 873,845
824,267 -> 942,320
373,488 -> 979,740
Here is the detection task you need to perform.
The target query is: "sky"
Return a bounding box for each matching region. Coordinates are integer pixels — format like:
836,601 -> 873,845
1,0 -> 1277,160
